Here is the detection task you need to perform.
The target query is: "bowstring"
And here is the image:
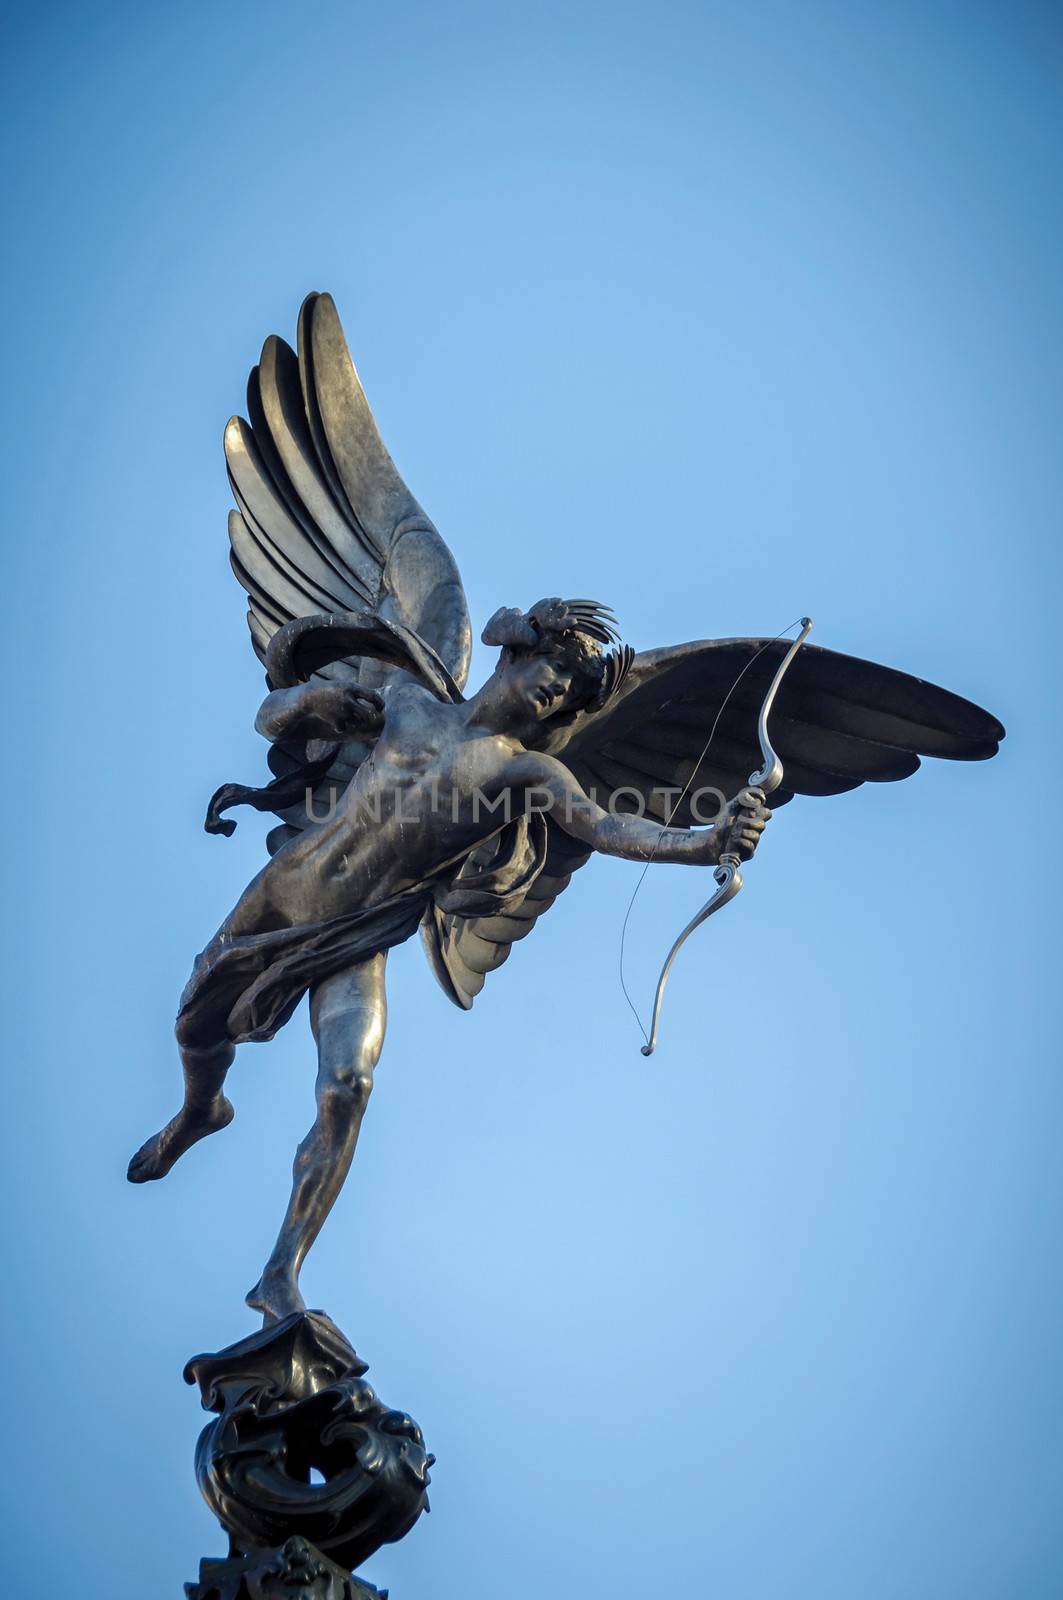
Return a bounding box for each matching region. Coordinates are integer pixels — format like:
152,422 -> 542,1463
618,618 -> 808,1046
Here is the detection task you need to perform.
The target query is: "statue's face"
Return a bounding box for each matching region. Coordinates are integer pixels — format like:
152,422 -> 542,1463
494,649 -> 578,726
251,1536 -> 337,1597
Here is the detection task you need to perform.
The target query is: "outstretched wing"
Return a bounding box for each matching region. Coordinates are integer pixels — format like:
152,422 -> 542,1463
223,291 -> 472,843
423,635 -> 1003,1007
555,637 -> 1003,822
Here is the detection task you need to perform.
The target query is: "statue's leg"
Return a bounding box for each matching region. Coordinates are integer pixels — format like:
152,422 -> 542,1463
247,952 -> 387,1324
127,1012 -> 236,1184
128,861 -> 311,1186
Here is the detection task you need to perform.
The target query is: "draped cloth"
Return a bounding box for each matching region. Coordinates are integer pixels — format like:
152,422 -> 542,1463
177,889 -> 432,1046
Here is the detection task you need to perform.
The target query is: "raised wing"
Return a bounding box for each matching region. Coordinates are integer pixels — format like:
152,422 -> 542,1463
555,636 -> 1004,823
422,635 -> 1003,1007
223,292 -> 472,844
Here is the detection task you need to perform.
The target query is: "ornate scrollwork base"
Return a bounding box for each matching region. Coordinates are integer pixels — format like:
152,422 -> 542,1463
185,1536 -> 384,1599
183,1311 -> 432,1596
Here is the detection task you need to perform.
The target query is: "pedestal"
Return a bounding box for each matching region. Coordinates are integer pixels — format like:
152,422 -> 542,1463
183,1311 -> 433,1597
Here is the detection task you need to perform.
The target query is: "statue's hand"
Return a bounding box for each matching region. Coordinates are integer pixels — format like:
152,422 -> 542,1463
720,786 -> 771,861
301,682 -> 384,738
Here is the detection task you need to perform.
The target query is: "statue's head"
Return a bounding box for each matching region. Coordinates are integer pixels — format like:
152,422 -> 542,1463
479,598 -> 632,747
251,1535 -> 341,1597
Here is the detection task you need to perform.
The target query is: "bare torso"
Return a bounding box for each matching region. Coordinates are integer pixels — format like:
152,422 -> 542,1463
221,684 -> 531,936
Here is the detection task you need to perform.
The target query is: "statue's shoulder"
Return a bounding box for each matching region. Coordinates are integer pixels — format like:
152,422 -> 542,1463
382,676 -> 447,714
377,679 -> 460,749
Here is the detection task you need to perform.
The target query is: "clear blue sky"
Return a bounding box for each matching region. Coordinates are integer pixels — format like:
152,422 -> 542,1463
3,3 -> 1060,1595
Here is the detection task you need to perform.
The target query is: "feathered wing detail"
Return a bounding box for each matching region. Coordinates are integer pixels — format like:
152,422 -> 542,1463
223,292 -> 472,844
423,635 -> 1003,1007
421,822 -> 592,1010
554,637 -> 1004,822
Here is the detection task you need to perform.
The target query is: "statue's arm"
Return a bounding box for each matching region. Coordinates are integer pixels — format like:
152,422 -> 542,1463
513,754 -> 770,866
255,682 -> 385,745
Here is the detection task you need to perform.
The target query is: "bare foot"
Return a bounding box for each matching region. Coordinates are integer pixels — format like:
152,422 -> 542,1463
127,1097 -> 234,1183
246,1268 -> 307,1325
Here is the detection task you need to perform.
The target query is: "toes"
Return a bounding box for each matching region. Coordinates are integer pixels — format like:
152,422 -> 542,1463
127,1153 -> 158,1183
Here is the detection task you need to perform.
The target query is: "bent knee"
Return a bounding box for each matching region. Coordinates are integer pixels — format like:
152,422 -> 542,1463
176,1011 -> 232,1054
320,1059 -> 375,1111
317,1008 -> 381,1102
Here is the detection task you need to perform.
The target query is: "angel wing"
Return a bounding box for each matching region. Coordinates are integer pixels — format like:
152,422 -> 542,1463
223,291 -> 471,846
422,635 -> 1003,1007
556,636 -> 1003,817
422,818 -> 592,1009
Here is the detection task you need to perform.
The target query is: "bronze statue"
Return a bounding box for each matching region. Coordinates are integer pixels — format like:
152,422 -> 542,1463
129,292 -> 1004,1331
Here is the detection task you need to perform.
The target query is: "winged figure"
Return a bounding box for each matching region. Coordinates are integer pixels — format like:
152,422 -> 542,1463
128,293 -> 1004,1324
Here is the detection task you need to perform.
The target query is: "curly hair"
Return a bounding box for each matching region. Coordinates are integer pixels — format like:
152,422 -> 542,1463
481,597 -> 633,747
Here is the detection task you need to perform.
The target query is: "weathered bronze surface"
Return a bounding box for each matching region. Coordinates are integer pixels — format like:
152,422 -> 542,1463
129,291 -> 1003,1327
128,293 -> 1003,1592
187,1539 -> 382,1600
184,1310 -> 430,1593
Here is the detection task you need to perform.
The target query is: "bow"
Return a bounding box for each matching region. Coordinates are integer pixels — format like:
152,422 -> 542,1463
638,617 -> 813,1056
